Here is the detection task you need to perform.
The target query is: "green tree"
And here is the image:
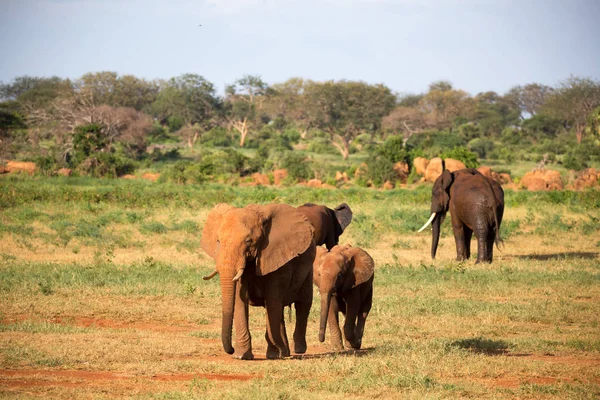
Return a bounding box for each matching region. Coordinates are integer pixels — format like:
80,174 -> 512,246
542,76 -> 600,143
506,83 -> 554,118
418,81 -> 475,129
149,74 -> 220,147
303,80 -> 396,159
224,75 -> 268,147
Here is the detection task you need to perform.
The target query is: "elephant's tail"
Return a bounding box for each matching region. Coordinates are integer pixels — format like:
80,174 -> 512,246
486,180 -> 504,251
494,214 -> 503,251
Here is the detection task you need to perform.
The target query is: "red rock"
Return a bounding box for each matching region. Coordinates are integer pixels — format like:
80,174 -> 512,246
413,157 -> 429,176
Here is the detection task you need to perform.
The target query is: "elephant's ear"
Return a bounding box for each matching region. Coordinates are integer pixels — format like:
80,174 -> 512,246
441,170 -> 454,209
201,203 -> 234,260
441,170 -> 453,191
346,247 -> 375,288
334,203 -> 353,232
314,246 -> 328,269
256,204 -> 315,276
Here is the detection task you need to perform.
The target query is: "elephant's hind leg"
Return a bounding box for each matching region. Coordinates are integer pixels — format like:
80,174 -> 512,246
292,301 -> 310,354
463,225 -> 473,260
292,274 -> 313,354
475,232 -> 489,264
451,216 -> 468,261
485,231 -> 495,263
354,290 -> 373,350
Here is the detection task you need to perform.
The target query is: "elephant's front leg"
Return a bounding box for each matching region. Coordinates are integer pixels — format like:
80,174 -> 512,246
327,297 -> 344,351
265,299 -> 290,359
342,293 -> 360,349
233,282 -> 253,360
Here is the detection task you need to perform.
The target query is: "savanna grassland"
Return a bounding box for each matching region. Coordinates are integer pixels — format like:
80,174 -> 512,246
1,176 -> 599,399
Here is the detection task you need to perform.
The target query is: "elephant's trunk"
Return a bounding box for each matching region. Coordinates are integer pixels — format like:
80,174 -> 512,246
220,272 -> 236,354
319,291 -> 333,342
431,213 -> 442,259
218,252 -> 244,355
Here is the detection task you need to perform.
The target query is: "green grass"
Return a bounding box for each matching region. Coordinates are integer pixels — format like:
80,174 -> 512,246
0,177 -> 599,399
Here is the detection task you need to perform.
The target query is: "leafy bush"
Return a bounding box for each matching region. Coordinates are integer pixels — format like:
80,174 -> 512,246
34,155 -> 57,177
364,155 -> 396,186
199,127 -> 233,147
307,137 -> 337,154
521,114 -> 562,139
457,123 -> 481,141
278,151 -> 311,181
406,131 -> 467,158
167,115 -> 184,132
468,138 -> 495,158
500,127 -> 530,146
77,153 -> 136,178
147,123 -> 178,143
374,135 -> 410,164
563,147 -> 590,171
281,127 -> 301,144
440,146 -> 479,168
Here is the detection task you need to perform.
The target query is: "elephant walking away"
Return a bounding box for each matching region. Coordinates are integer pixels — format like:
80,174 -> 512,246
313,245 -> 374,350
296,203 -> 353,250
418,168 -> 504,263
201,203 -> 316,360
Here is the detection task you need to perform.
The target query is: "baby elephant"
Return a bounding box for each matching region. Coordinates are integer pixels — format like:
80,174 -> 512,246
313,245 -> 374,350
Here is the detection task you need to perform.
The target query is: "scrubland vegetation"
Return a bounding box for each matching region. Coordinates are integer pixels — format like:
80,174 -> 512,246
1,73 -> 600,185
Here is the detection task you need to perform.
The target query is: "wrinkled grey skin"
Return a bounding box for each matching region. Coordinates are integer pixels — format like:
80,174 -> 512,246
429,168 -> 504,263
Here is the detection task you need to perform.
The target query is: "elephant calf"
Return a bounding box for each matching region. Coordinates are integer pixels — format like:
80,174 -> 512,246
313,244 -> 374,350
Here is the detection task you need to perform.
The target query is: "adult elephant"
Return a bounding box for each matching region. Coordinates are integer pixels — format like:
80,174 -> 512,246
296,203 -> 353,250
418,168 -> 504,263
201,203 -> 316,360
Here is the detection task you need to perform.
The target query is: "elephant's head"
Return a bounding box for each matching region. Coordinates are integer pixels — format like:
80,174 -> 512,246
313,245 -> 374,343
418,169 -> 453,259
201,203 -> 314,355
298,203 -> 353,250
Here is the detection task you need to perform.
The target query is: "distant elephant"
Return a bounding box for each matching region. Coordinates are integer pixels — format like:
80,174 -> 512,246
419,168 -> 504,263
297,203 -> 353,250
313,244 -> 374,350
201,203 -> 316,360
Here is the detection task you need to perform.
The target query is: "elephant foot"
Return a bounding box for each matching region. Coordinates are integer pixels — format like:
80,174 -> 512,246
293,340 -> 307,354
331,342 -> 344,352
350,340 -> 362,350
232,349 -> 254,360
266,345 -> 290,359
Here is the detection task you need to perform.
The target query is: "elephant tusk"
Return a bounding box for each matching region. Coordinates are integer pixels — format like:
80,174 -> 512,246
203,270 -> 218,280
418,212 -> 437,233
232,268 -> 245,282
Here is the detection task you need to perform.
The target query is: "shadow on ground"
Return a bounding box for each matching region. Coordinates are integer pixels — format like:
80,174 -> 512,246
514,252 -> 598,261
290,347 -> 375,360
451,338 -> 510,355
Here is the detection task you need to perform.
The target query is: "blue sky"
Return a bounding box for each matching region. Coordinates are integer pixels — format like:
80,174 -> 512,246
1,0 -> 599,96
